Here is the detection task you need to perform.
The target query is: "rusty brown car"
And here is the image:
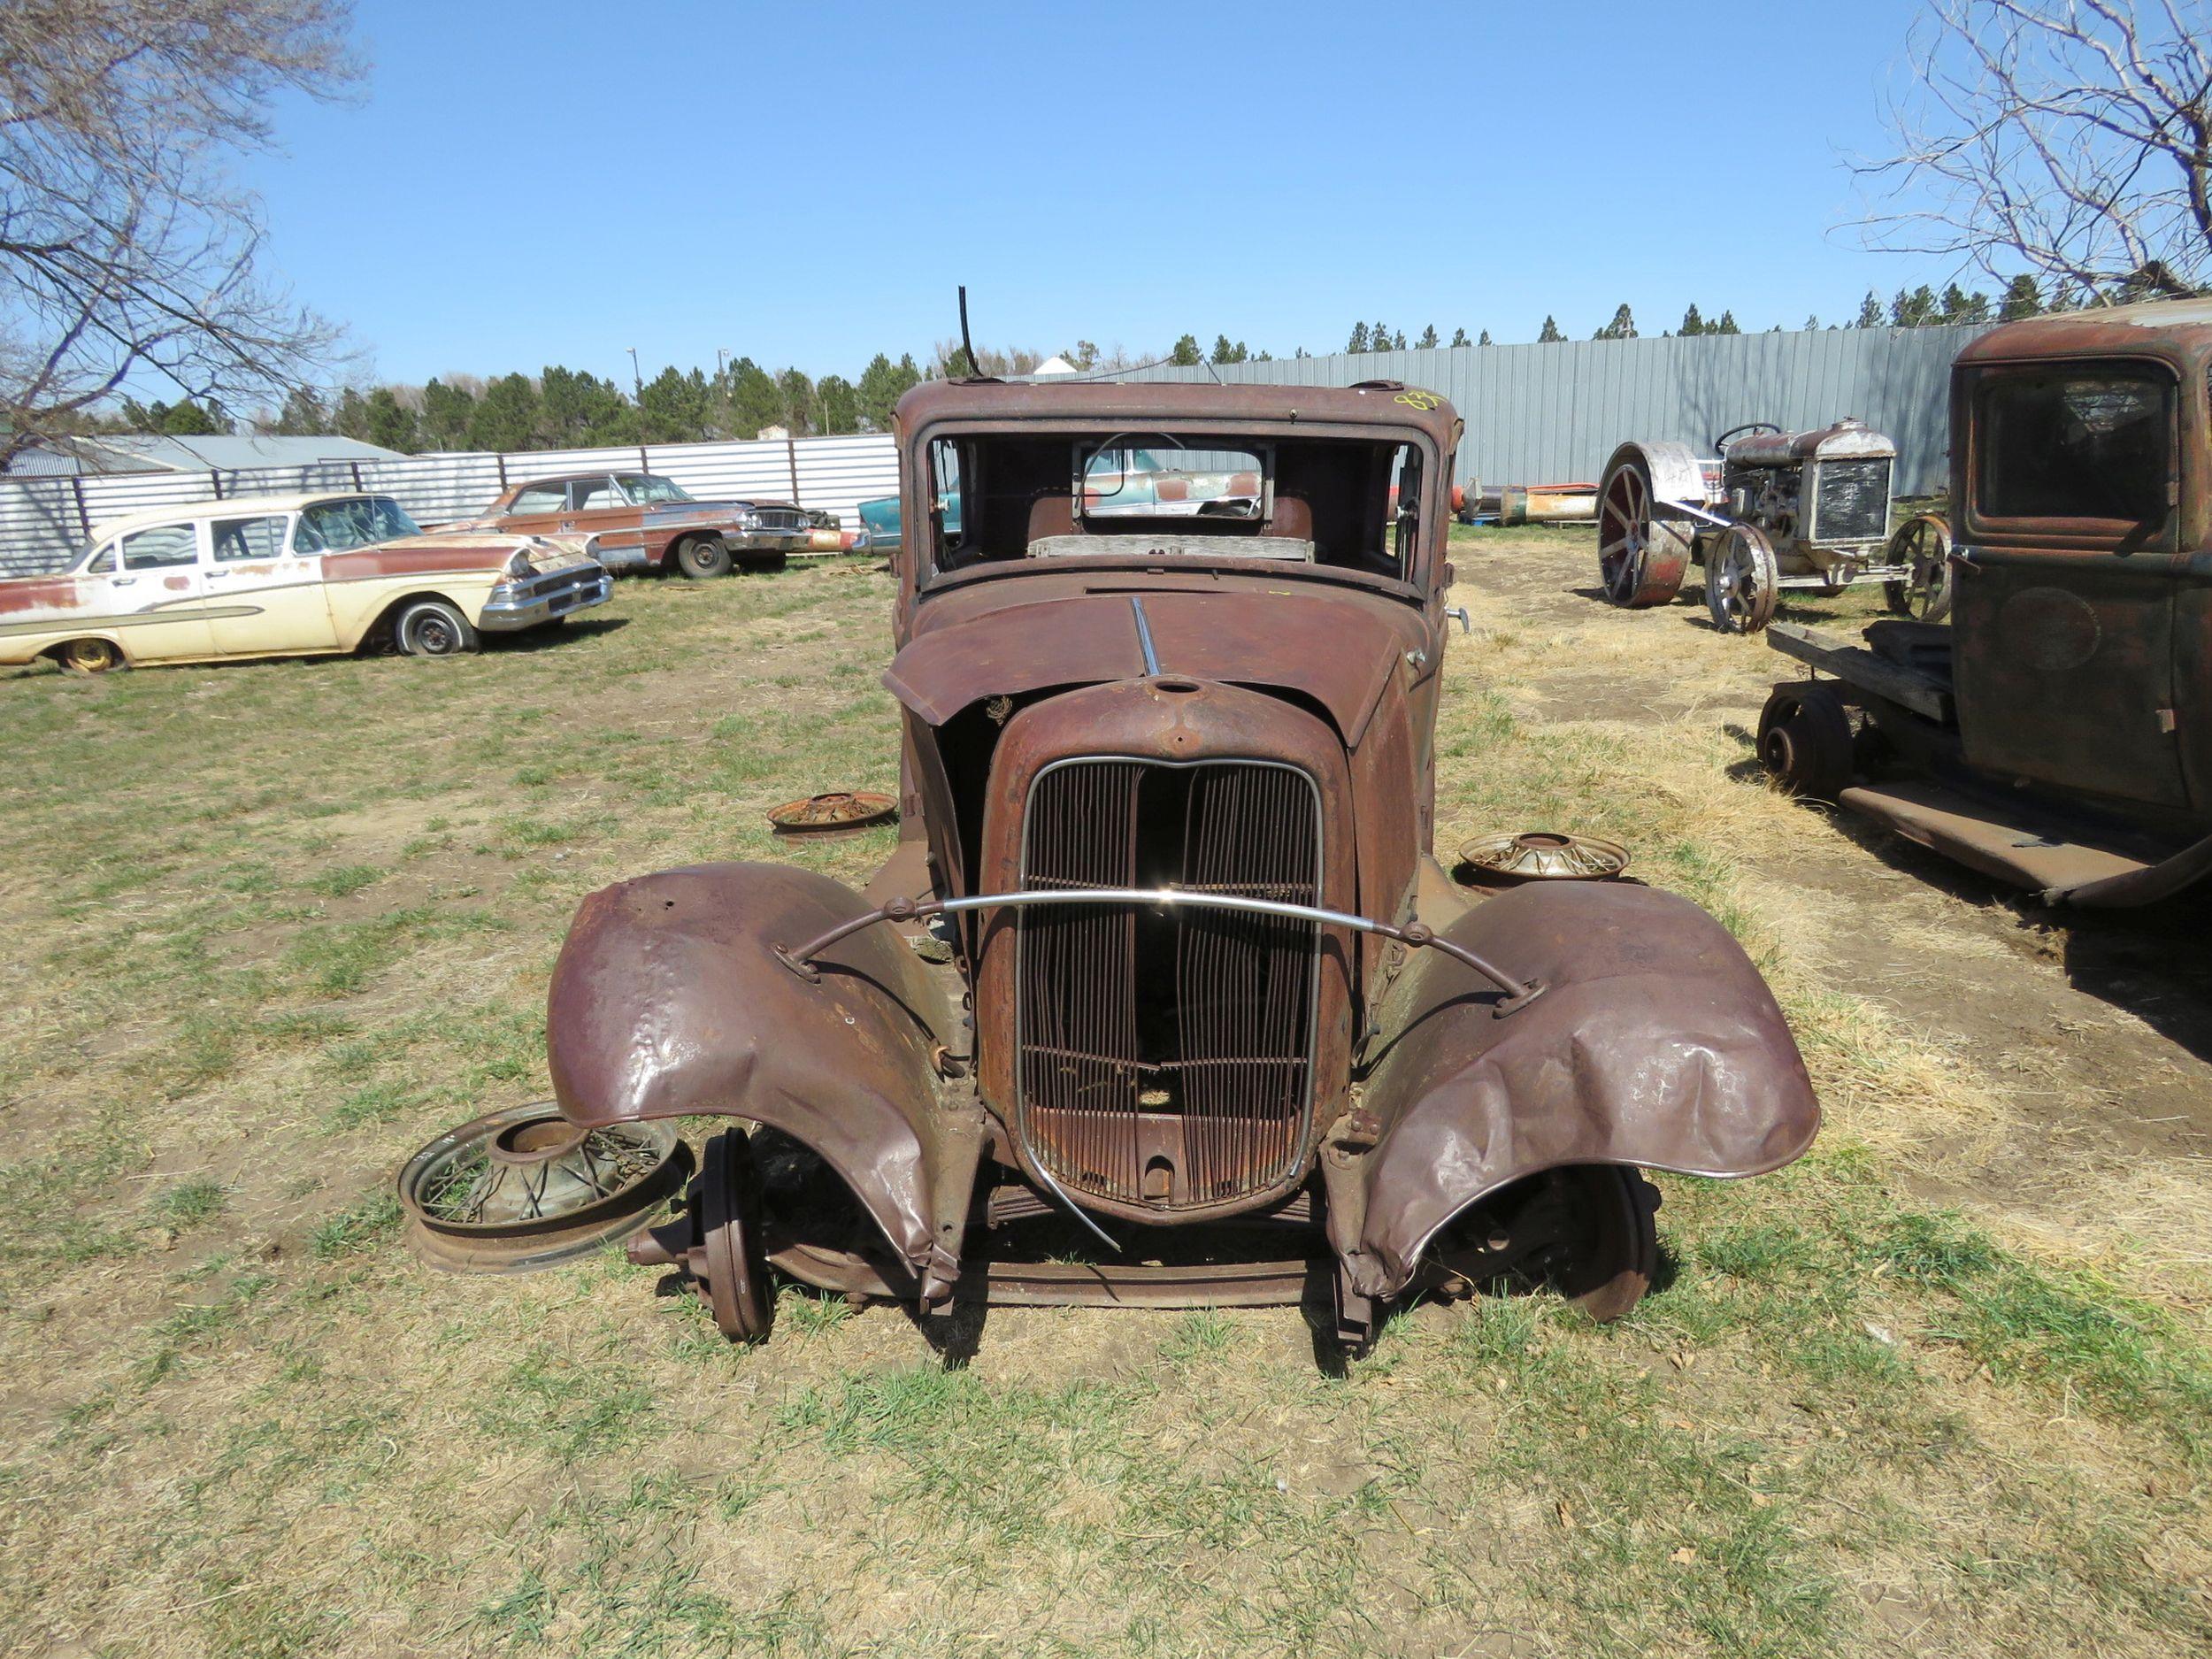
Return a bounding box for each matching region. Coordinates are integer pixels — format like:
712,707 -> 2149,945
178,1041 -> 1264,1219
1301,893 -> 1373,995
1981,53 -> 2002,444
1759,297 -> 2212,906
542,378 -> 1821,1356
460,471 -> 810,578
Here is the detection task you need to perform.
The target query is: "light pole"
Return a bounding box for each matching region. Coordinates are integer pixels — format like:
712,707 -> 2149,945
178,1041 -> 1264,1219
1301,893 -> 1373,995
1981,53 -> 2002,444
626,346 -> 642,399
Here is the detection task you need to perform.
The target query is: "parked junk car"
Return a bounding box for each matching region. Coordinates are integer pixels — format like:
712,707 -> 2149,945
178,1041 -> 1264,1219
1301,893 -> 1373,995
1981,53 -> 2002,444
0,491 -> 610,673
1598,419 -> 1947,632
1758,298 -> 2212,904
462,472 -> 810,578
852,489 -> 963,557
541,379 -> 1819,1356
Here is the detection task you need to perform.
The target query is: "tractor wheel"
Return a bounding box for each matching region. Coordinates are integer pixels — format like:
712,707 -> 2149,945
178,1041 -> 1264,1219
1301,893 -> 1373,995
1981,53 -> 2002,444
1884,513 -> 1953,622
1595,444 -> 1695,608
1704,523 -> 1780,634
1758,681 -> 1855,801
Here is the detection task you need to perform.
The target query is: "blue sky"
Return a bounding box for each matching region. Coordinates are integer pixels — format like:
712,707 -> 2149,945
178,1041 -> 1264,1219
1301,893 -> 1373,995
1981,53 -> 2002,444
242,0 -> 1957,388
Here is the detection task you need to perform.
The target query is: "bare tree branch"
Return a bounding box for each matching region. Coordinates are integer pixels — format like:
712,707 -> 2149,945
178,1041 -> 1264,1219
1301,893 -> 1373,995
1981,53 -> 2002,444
0,1 -> 363,461
1854,0 -> 2210,303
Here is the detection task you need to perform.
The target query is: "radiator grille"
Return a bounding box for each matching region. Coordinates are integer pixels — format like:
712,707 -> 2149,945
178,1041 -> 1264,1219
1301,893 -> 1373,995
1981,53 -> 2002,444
1812,457 -> 1892,543
749,507 -> 806,532
1016,758 -> 1320,1209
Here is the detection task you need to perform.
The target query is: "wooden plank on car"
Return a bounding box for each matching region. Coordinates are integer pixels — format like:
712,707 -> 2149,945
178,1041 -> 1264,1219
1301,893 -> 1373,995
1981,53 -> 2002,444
1766,622 -> 1951,725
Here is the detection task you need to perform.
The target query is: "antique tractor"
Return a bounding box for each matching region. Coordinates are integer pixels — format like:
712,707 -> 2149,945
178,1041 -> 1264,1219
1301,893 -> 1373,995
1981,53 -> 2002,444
1758,299 -> 2212,904
523,378 -> 1819,1359
1597,418 -> 1950,631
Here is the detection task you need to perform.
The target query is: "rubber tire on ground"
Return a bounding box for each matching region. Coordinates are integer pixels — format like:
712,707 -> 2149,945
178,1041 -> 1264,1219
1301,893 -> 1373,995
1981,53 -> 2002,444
1704,524 -> 1781,634
394,598 -> 480,657
1883,513 -> 1954,623
1758,681 -> 1855,801
1544,1166 -> 1661,1323
676,535 -> 733,580
696,1130 -> 773,1341
55,637 -> 124,675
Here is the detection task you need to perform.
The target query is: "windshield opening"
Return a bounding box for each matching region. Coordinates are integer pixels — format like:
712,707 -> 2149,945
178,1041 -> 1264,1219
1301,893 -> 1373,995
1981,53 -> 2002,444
618,473 -> 693,505
926,430 -> 1425,580
1974,367 -> 2171,524
294,495 -> 422,552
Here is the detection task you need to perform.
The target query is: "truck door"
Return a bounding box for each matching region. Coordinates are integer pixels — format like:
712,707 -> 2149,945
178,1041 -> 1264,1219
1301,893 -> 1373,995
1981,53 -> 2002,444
1952,361 -> 2188,810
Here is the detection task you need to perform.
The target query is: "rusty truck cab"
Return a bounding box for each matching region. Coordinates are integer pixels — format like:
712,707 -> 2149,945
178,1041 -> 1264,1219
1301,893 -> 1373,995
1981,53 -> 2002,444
1952,302 -> 2212,825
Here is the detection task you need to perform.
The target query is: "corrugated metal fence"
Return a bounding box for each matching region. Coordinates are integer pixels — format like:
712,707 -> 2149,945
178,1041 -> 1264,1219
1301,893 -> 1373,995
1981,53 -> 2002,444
0,433 -> 900,578
1079,324 -> 1986,498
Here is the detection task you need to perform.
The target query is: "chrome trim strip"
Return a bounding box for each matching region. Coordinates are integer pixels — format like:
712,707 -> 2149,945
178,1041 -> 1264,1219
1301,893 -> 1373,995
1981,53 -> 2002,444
1128,595 -> 1161,675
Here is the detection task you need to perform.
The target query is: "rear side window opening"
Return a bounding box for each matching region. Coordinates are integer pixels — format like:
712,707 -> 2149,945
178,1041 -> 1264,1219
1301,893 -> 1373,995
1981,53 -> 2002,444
1973,366 -> 2173,526
926,430 -> 1429,582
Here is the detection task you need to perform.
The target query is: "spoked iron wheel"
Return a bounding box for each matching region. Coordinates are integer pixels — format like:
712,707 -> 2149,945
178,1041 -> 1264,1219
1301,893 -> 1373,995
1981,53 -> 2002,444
1425,1164 -> 1660,1322
1596,456 -> 1692,608
1705,523 -> 1780,634
396,1102 -> 692,1273
1883,513 -> 1953,622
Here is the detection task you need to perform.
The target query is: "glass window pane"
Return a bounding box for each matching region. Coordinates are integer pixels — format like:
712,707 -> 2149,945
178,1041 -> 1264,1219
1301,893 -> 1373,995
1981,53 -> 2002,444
211,516 -> 286,561
1976,372 -> 2170,521
120,526 -> 200,571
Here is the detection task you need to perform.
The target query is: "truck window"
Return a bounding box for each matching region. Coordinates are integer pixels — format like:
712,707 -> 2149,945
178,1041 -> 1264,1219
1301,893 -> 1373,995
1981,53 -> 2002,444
1975,369 -> 2170,523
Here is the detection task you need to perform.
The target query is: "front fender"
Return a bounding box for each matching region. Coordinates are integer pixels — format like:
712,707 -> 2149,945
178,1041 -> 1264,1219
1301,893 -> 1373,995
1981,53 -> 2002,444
1347,881 -> 1818,1297
546,862 -> 964,1272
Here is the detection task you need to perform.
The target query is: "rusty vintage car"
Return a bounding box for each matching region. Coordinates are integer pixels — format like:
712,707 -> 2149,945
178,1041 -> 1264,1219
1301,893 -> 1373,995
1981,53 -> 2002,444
458,471 -> 811,578
541,379 -> 1820,1354
1759,298 -> 2212,905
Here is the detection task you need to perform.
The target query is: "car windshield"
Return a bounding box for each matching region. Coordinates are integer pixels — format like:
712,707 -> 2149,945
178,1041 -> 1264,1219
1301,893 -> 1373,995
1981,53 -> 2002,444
296,495 -> 422,551
1974,368 -> 2171,523
618,474 -> 693,505
925,429 -> 1425,582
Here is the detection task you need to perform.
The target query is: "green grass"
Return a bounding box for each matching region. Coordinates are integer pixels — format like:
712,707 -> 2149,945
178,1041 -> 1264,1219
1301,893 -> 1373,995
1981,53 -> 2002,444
0,552 -> 2206,1658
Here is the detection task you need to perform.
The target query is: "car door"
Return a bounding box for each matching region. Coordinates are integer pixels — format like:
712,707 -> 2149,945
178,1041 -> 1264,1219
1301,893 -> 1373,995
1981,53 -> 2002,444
206,511 -> 337,654
564,474 -> 647,563
110,523 -> 218,660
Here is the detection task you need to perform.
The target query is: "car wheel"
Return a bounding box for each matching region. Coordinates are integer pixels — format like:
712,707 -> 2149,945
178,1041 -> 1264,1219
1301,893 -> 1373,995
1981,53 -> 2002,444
676,535 -> 733,580
1757,681 -> 1855,801
395,599 -> 480,658
55,638 -> 124,675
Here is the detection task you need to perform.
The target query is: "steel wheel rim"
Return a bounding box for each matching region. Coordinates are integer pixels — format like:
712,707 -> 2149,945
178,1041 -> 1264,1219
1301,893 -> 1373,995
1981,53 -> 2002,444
1598,466 -> 1646,600
412,612 -> 457,654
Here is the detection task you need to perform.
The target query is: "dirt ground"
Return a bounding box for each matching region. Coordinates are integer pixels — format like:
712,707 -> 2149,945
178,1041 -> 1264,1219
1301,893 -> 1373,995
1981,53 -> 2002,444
0,533 -> 2207,1659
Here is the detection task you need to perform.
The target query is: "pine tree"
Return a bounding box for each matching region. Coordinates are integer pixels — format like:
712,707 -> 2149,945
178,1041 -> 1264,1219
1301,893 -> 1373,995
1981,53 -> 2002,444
361,387 -> 419,452
1712,311 -> 1741,335
1417,324 -> 1439,349
1890,286 -> 1939,327
1594,303 -> 1637,340
1168,334 -> 1202,366
1939,285 -> 1991,325
1210,334 -> 1235,364
1855,291 -> 1886,327
1449,326 -> 1469,347
1538,316 -> 1563,343
1478,329 -> 1493,346
1803,314 -> 1819,331
1680,303 -> 1706,336
1998,274 -> 2044,320
1371,321 -> 1391,350
1347,322 -> 1370,353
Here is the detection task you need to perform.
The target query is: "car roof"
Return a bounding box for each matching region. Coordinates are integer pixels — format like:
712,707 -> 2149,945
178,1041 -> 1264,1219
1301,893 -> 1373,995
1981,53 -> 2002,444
86,491 -> 387,543
511,472 -> 653,491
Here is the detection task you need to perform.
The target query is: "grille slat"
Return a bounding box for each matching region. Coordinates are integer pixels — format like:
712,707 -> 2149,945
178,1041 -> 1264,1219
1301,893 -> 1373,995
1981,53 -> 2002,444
1016,758 -> 1319,1208
1812,457 -> 1893,543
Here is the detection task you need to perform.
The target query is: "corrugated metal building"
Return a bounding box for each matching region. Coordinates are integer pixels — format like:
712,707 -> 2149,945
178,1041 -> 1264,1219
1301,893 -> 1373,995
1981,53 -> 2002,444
6,434 -> 406,477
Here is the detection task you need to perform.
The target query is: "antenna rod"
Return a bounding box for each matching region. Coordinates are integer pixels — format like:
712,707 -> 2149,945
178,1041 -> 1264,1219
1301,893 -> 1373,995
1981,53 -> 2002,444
958,285 -> 981,378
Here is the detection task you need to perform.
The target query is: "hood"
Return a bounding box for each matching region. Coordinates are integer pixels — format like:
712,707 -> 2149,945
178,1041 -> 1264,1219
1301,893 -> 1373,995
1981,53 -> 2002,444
884,575 -> 1426,745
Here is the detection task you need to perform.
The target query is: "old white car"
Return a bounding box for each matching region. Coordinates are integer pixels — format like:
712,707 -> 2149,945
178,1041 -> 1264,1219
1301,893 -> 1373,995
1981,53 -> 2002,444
0,491 -> 612,674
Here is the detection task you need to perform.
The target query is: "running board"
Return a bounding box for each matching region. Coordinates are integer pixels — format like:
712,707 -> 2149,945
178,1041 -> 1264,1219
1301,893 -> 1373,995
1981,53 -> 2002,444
1836,780 -> 2211,905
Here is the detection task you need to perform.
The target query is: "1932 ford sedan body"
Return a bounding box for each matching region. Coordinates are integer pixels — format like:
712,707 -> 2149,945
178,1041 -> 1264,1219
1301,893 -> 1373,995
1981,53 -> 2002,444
547,380 -> 1819,1352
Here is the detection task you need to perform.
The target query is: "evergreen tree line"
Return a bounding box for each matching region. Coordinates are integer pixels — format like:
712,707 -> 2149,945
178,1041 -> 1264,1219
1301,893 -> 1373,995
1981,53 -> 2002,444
1351,273 -> 2060,351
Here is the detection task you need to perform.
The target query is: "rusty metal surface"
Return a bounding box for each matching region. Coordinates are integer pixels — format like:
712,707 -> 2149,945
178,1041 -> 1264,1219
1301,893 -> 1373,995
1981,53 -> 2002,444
396,1102 -> 692,1275
547,862 -> 966,1274
767,791 -> 899,835
1345,881 -> 1819,1298
972,678 -> 1360,1225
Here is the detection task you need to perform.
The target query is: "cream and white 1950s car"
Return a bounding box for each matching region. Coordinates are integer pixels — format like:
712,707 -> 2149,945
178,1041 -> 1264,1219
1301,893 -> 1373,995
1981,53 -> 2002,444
0,491 -> 613,674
